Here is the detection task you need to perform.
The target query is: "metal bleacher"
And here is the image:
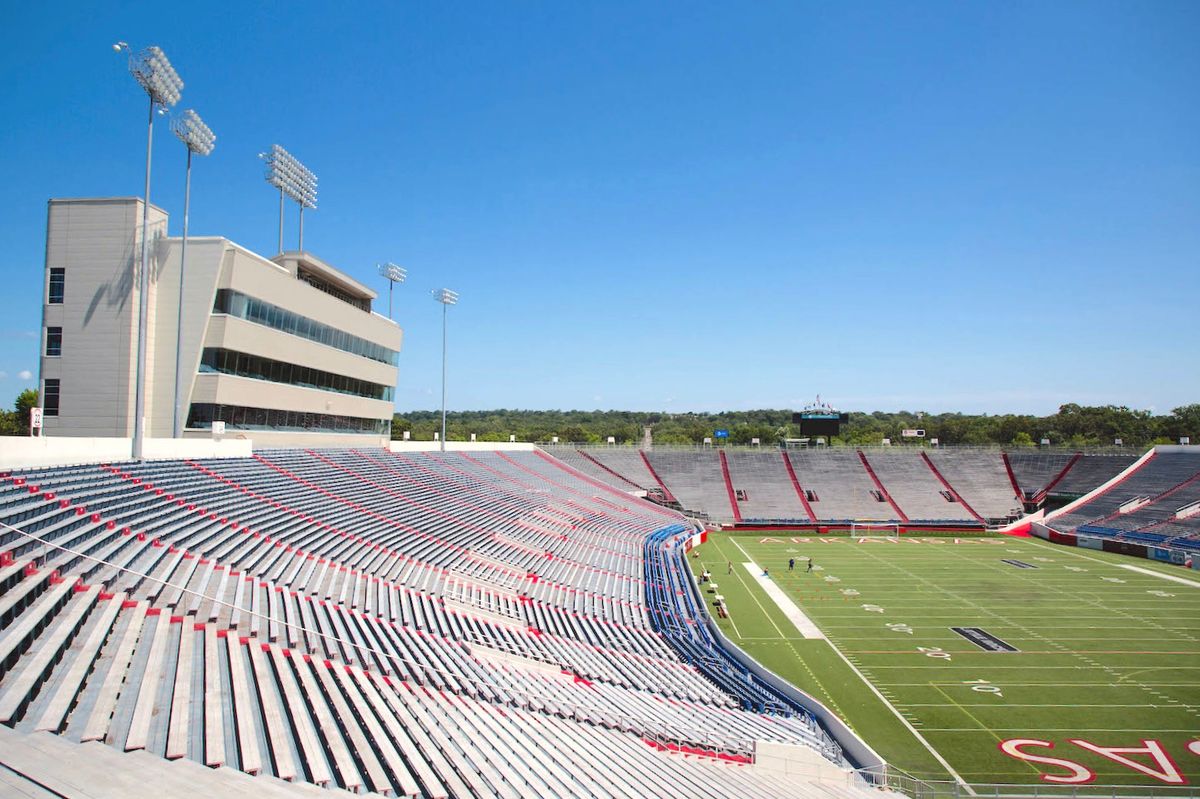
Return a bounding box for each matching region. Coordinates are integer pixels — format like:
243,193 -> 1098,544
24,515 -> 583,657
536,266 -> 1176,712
1050,453 -> 1139,498
723,450 -> 810,522
643,449 -> 732,518
924,451 -> 1022,524
1048,450 -> 1200,546
861,450 -> 969,523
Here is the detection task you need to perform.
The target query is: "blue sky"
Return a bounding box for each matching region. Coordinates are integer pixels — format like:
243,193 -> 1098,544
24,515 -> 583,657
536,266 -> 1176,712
1,1 -> 1197,415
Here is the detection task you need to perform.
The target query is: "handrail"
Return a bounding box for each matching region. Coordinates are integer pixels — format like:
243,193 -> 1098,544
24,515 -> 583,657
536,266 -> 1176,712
848,767 -> 1200,799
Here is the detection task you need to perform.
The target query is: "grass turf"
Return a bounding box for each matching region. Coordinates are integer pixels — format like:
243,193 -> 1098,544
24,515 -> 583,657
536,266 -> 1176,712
688,532 -> 1200,788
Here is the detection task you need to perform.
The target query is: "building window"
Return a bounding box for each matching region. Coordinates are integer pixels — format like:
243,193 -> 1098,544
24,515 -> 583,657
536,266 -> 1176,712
45,327 -> 62,357
43,379 -> 60,416
212,289 -> 398,365
198,347 -> 392,401
186,402 -> 388,435
48,268 -> 65,304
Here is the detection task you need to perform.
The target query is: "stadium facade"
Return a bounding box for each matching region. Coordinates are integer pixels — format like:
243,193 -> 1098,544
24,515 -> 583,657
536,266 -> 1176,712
38,197 -> 400,447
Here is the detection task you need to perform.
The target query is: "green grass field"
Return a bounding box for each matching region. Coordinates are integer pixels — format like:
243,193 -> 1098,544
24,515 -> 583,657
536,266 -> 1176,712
688,533 -> 1200,789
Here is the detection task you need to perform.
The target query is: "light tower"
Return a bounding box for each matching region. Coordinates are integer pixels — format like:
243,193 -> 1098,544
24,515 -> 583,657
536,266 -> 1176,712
378,263 -> 407,320
433,288 -> 458,452
260,144 -> 317,253
113,42 -> 184,460
170,109 -> 215,438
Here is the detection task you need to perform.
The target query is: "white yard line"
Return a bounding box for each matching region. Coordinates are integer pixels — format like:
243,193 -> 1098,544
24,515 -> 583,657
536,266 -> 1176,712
730,538 -> 977,795
1115,563 -> 1200,588
740,562 -> 825,640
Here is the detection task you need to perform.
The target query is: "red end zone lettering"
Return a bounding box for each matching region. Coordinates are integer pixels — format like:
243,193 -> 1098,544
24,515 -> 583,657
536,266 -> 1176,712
1001,739 -> 1196,785
1069,739 -> 1187,785
998,739 -> 1095,784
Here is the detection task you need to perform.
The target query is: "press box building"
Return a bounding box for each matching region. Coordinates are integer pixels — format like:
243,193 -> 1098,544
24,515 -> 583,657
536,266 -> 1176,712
38,197 -> 401,447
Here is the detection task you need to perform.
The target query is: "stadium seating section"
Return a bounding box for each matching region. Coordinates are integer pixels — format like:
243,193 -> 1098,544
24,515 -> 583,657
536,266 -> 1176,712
556,448 -> 1139,528
0,449 -> 886,799
1042,449 -> 1200,551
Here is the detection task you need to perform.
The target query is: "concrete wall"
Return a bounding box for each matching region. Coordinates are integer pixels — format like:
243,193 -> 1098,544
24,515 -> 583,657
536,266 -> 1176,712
41,198 -> 167,437
148,236 -> 228,436
754,740 -> 852,783
0,436 -> 251,470
388,441 -> 538,453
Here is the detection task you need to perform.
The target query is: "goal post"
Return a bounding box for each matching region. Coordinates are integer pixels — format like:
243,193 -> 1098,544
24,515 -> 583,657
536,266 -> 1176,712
849,521 -> 901,538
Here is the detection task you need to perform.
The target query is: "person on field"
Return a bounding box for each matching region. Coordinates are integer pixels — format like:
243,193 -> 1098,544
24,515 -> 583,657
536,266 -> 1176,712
806,558 -> 814,573
789,557 -> 795,571
727,560 -> 733,574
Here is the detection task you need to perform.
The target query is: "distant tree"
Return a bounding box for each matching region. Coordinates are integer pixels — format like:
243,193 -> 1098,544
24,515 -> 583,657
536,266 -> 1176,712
15,389 -> 37,432
0,389 -> 38,436
1010,431 -> 1035,447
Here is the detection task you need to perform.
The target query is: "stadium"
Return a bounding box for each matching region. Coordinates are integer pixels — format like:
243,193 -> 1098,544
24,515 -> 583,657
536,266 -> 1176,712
2,6 -> 1199,799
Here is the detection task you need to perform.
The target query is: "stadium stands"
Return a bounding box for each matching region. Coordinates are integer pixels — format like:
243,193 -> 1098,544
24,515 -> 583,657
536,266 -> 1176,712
644,449 -> 732,518
859,451 -> 970,523
0,448 -> 885,798
1049,454 -> 1139,498
724,451 -> 811,522
1042,448 -> 1200,552
1004,451 -> 1079,500
924,451 -> 1022,524
559,447 -> 1131,529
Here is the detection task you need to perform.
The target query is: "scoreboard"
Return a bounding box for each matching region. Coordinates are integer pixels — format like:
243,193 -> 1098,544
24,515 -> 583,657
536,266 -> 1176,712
793,411 -> 849,437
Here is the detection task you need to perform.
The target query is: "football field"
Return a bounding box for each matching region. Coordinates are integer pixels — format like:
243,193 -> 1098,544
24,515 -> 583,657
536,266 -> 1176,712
688,532 -> 1200,790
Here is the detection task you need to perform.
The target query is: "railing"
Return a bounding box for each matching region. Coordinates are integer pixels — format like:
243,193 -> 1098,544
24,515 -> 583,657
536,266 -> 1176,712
852,767 -> 1200,799
539,442 -> 1148,453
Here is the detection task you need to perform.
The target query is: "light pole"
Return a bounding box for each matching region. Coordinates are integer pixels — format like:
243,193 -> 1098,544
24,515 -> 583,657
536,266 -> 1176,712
260,144 -> 317,253
433,288 -> 458,451
170,109 -> 215,438
114,42 -> 183,460
378,263 -> 407,320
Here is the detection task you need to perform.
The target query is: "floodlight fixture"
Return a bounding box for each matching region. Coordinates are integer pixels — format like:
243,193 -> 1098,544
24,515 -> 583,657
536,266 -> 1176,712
261,144 -> 318,252
378,262 -> 407,320
171,109 -> 215,156
115,41 -> 185,460
433,288 -> 459,451
170,109 -> 216,439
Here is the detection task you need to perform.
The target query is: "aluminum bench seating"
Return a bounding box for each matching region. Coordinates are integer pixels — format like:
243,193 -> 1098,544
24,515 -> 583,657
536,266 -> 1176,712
0,449 -> 875,798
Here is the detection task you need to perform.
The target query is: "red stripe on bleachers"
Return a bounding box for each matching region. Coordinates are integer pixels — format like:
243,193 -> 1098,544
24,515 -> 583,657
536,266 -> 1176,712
575,450 -> 645,491
857,450 -> 909,523
780,451 -> 817,522
1035,451 -> 1083,503
1000,452 -> 1024,502
920,452 -> 985,524
717,450 -> 742,523
638,451 -> 677,504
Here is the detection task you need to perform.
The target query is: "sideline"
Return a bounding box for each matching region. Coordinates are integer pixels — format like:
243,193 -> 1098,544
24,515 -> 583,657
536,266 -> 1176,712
728,538 -> 976,794
1116,563 -> 1200,588
740,563 -> 825,639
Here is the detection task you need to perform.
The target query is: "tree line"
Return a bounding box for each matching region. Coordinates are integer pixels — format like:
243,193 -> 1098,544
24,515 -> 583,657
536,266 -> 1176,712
0,389 -> 1193,448
392,403 -> 1199,448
